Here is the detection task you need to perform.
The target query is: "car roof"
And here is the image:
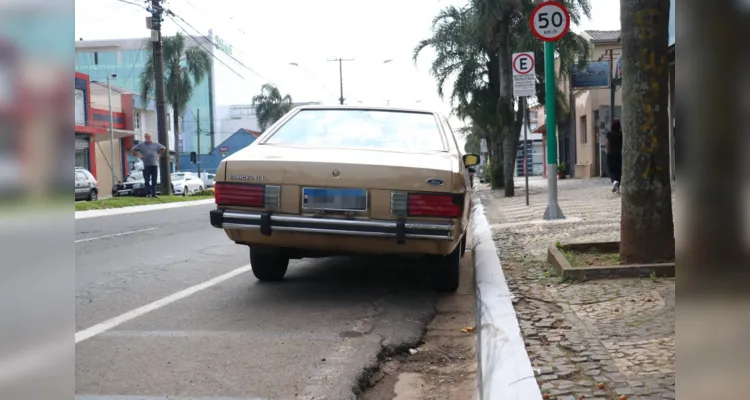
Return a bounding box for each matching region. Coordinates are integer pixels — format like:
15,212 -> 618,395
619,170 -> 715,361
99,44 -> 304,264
291,104 -> 441,115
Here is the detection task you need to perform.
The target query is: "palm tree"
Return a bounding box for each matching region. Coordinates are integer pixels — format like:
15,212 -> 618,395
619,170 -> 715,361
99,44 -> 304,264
251,84 -> 294,132
415,0 -> 592,195
140,32 -> 211,171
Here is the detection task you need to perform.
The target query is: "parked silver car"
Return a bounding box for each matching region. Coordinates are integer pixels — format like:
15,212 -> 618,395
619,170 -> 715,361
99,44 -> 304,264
74,167 -> 98,201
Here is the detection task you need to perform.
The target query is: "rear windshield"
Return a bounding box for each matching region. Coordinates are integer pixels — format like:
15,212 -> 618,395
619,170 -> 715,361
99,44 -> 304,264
264,109 -> 447,151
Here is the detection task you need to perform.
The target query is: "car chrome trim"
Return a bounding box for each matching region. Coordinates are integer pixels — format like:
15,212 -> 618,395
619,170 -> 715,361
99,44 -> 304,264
213,210 -> 453,241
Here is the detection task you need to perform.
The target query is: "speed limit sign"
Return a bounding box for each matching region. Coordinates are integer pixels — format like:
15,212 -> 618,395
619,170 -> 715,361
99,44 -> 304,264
529,1 -> 570,42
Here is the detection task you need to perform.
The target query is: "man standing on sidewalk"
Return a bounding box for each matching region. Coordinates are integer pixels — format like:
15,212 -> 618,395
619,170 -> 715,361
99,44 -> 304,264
130,133 -> 166,198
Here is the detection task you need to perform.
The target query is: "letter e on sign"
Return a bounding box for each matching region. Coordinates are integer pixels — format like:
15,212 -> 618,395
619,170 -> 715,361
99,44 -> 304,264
529,1 -> 570,42
512,52 -> 535,76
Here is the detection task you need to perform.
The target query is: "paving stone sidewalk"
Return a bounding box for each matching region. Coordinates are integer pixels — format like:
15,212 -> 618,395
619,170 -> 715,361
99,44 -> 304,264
476,177 -> 676,400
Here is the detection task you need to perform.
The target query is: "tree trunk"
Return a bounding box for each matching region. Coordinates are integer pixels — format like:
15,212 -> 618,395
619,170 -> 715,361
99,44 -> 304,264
497,17 -> 516,197
490,136 -> 504,189
619,0 -> 675,263
503,106 -> 524,195
173,107 -> 181,171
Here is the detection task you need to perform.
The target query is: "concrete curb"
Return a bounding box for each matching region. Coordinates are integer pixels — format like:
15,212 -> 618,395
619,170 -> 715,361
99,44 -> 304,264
471,199 -> 542,400
75,199 -> 215,219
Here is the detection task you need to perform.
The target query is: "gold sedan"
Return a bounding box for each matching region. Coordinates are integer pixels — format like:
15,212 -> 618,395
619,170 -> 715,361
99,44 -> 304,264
209,105 -> 479,292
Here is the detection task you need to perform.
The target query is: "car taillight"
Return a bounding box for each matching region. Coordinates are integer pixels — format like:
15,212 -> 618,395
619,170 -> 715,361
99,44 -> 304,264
407,193 -> 463,218
215,183 -> 265,207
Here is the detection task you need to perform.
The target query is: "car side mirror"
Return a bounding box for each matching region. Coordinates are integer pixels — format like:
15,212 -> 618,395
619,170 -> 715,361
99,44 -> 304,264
463,153 -> 480,167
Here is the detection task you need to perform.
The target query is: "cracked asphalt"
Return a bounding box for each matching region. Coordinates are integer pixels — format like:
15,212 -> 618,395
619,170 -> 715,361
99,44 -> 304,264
75,204 -> 439,400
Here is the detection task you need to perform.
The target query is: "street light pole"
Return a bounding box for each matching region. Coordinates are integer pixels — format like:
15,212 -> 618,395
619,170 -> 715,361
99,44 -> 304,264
106,74 -> 116,187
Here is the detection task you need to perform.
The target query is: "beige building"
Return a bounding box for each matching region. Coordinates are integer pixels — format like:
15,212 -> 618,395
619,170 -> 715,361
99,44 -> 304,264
549,30 -> 676,180
570,30 -> 623,178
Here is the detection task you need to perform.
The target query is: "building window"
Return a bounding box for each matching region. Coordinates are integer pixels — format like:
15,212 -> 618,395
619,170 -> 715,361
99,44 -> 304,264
134,112 -> 141,130
75,134 -> 91,171
580,116 -> 588,144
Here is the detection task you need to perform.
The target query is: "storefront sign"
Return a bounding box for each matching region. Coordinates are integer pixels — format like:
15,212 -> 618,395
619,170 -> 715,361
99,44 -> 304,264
215,35 -> 233,55
571,61 -> 610,89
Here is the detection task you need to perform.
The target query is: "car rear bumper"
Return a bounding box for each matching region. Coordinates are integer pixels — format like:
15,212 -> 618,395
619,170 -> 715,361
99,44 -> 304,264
210,209 -> 454,243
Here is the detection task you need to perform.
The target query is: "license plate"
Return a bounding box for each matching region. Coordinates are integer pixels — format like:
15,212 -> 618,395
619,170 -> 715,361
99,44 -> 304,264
302,187 -> 368,211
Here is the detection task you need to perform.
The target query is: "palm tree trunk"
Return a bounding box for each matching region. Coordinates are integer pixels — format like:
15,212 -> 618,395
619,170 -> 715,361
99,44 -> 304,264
173,108 -> 181,171
619,0 -> 674,263
490,136 -> 504,189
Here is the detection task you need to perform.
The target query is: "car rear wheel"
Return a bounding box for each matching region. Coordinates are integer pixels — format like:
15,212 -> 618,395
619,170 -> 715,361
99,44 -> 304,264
429,243 -> 461,293
249,248 -> 289,281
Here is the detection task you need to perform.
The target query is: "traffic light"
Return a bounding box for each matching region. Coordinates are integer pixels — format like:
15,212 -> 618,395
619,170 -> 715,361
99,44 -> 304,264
190,151 -> 197,164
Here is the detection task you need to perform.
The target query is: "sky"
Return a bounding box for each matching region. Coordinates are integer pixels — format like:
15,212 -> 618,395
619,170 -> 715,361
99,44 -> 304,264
75,0 -> 622,136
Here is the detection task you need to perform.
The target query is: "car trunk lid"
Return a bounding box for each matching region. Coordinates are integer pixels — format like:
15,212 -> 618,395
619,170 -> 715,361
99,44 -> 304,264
223,145 -> 456,192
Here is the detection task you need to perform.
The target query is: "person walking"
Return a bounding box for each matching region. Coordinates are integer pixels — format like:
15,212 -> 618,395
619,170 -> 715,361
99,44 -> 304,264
130,132 -> 166,198
605,118 -> 623,193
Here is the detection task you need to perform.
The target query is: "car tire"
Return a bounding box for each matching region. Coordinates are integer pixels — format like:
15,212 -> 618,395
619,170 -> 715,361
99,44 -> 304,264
249,248 -> 289,282
429,243 -> 461,293
182,186 -> 188,196
88,189 -> 98,201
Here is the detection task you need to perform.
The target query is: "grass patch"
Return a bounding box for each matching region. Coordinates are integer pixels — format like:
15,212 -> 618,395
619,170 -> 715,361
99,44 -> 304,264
560,248 -> 621,268
540,262 -> 567,284
75,194 -> 213,211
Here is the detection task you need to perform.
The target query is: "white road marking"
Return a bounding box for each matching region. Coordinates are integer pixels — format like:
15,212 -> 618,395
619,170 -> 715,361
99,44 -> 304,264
75,227 -> 159,243
75,264 -> 253,344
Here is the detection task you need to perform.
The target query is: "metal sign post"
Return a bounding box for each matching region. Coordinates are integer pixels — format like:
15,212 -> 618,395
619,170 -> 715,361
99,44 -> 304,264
523,97 -> 530,206
512,52 -> 535,206
530,0 -> 570,220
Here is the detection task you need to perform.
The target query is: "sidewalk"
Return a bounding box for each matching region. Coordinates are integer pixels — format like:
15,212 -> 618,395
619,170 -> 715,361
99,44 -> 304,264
476,178 -> 675,400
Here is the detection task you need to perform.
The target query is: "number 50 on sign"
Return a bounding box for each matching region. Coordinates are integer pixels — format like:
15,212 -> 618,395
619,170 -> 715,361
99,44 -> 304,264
530,1 -> 570,42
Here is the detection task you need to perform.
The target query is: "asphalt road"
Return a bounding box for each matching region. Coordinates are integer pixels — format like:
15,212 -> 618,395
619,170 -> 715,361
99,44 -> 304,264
75,203 -> 439,400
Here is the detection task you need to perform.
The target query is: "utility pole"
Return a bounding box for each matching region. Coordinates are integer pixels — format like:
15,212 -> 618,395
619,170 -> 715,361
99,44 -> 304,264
609,48 -> 619,130
196,109 -> 201,178
327,57 -> 354,105
149,0 -> 172,195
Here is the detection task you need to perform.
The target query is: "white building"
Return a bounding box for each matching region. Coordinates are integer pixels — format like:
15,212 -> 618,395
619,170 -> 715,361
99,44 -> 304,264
214,102 -> 323,146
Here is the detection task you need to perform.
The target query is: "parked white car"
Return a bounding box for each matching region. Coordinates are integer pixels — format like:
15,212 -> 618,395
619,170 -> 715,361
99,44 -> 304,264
171,172 -> 205,196
199,172 -> 216,188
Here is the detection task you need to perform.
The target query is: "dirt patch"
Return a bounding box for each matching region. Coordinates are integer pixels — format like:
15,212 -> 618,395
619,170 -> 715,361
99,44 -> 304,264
360,251 -> 477,400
